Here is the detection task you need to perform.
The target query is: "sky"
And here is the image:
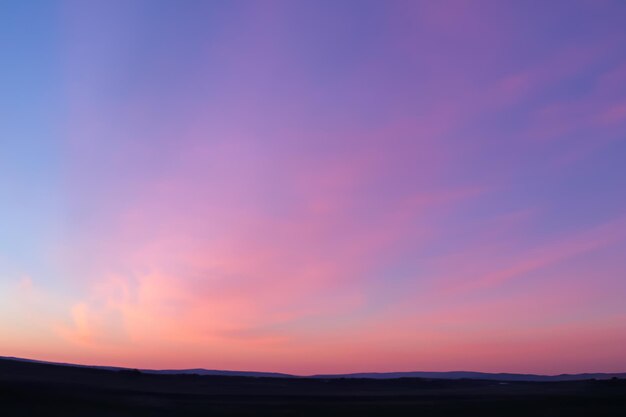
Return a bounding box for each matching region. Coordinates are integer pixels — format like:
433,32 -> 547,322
1,0 -> 625,375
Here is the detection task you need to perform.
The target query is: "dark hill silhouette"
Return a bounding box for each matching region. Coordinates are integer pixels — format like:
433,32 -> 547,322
311,370 -> 626,381
4,356 -> 625,381
1,356 -> 626,416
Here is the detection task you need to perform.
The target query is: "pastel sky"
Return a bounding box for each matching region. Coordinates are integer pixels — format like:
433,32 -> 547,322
1,0 -> 626,375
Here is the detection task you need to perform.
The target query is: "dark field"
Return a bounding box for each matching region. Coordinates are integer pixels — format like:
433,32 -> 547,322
1,358 -> 625,416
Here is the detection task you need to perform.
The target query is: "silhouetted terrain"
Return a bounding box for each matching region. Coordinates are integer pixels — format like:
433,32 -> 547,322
5,356 -> 626,381
310,370 -> 626,381
1,357 -> 625,416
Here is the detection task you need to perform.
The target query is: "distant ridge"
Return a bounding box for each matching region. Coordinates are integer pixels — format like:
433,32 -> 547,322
310,371 -> 626,381
0,357 -> 292,379
2,356 -> 625,381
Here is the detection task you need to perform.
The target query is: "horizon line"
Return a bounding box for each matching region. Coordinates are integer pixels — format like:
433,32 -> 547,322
3,355 -> 625,378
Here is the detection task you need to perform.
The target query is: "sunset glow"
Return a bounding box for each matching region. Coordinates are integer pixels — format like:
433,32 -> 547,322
1,0 -> 626,375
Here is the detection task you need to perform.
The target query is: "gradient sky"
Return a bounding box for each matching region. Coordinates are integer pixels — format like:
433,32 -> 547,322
1,0 -> 626,375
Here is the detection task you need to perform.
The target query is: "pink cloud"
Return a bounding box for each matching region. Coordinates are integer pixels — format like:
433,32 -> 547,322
438,214 -> 626,295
